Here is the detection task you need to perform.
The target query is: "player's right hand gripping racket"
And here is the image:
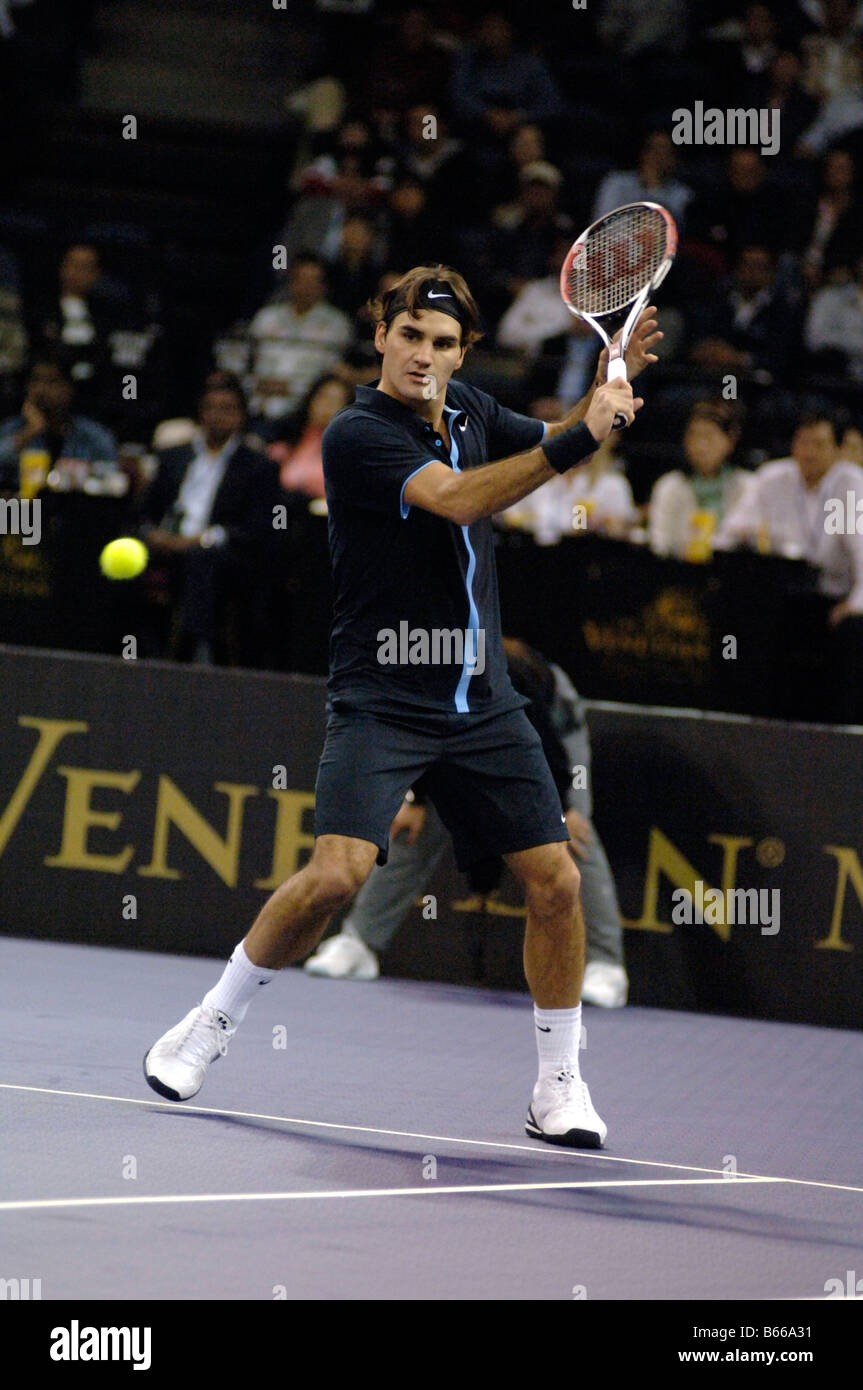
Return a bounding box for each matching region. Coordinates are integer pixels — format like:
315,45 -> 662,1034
560,201 -> 677,429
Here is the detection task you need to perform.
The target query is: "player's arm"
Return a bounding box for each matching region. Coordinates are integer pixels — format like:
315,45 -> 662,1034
404,378 -> 640,526
543,304 -> 662,441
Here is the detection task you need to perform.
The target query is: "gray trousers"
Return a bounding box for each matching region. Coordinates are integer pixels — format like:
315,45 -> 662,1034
344,720 -> 625,966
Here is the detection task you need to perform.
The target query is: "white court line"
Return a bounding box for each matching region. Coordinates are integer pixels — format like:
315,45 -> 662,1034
3,1081 -> 863,1196
0,1176 -> 778,1215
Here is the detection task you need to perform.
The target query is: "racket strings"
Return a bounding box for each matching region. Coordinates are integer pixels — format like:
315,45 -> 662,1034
568,206 -> 668,317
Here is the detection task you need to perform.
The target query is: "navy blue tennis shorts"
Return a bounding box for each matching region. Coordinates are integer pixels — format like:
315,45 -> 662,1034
314,701 -> 569,869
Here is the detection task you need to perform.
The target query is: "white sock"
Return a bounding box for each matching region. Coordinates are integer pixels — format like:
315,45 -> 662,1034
201,940 -> 276,1025
534,1004 -> 583,1083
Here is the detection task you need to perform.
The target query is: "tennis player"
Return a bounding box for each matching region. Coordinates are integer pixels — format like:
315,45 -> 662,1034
145,265 -> 659,1148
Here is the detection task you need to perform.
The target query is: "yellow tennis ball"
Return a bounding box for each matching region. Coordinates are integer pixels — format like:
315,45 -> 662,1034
99,537 -> 148,580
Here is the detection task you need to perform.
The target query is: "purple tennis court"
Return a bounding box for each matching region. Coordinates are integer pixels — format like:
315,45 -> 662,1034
2,935 -> 861,1302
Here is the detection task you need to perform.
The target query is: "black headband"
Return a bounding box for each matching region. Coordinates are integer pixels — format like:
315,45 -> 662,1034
384,278 -> 468,332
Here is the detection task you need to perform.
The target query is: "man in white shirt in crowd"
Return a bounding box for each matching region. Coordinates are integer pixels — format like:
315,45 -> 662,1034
714,409 -> 863,721
246,253 -> 352,430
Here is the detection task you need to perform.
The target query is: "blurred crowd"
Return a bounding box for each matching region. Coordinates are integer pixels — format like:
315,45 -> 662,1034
1,1 -> 863,718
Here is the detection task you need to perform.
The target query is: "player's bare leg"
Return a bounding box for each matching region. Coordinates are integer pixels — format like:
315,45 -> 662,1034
144,835 -> 378,1101
508,841 -> 584,1008
507,840 -> 606,1148
244,835 -> 379,969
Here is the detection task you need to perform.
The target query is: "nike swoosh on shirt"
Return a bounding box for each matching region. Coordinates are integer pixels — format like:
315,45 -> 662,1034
536,1025 -> 551,1032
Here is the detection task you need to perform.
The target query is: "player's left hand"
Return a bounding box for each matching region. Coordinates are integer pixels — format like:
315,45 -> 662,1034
390,800 -> 427,844
597,305 -> 661,382
565,807 -> 592,860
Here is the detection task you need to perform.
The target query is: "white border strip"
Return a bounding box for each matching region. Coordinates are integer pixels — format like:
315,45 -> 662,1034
3,1082 -> 863,1195
0,1176 -> 778,1215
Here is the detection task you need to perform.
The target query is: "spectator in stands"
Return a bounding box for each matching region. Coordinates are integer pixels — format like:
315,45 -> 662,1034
267,373 -> 352,500
496,235 -> 575,356
796,2 -> 863,155
282,118 -> 392,265
503,424 -> 638,546
805,249 -> 863,378
449,12 -> 564,141
325,213 -> 384,317
714,409 -> 863,720
689,150 -> 789,265
0,243 -> 27,416
841,422 -> 863,462
801,147 -> 863,284
27,241 -> 158,432
364,8 -> 454,128
596,0 -> 688,58
592,130 -> 694,231
382,175 -> 450,272
488,122 -> 547,216
800,0 -> 862,103
689,244 -> 802,385
709,3 -> 780,105
141,378 -> 282,665
758,50 -> 820,157
246,253 -> 352,433
392,103 -> 473,211
648,401 -> 751,560
491,162 -> 574,297
0,354 -> 115,487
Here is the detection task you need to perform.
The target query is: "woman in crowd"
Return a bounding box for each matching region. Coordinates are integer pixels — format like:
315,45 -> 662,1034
648,400 -> 751,561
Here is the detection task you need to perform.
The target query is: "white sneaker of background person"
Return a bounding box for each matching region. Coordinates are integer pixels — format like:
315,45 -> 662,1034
304,922 -> 380,980
581,960 -> 628,1008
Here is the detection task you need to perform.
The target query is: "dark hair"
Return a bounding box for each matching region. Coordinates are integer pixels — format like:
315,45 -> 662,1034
198,376 -> 248,421
274,372 -> 353,446
369,264 -> 483,348
792,408 -> 841,442
687,400 -> 743,436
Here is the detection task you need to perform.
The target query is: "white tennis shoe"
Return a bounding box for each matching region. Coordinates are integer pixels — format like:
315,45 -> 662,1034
525,1068 -> 607,1148
581,961 -> 628,1008
304,928 -> 380,980
143,1004 -> 235,1101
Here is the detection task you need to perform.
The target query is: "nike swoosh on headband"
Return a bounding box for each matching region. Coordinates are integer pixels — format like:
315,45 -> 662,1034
426,291 -> 452,299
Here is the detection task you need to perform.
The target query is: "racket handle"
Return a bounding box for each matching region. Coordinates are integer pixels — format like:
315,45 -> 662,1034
607,352 -> 628,430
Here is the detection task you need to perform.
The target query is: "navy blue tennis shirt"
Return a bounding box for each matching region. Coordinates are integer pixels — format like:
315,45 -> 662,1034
322,379 -> 547,716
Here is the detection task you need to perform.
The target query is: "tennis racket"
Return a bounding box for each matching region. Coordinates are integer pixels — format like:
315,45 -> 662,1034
560,201 -> 677,429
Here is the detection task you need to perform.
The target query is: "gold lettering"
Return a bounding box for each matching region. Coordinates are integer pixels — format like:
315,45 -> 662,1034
138,778 -> 257,885
708,834 -> 754,909
625,828 -> 751,939
0,717 -> 88,856
254,789 -> 316,889
816,846 -> 862,951
45,766 -> 140,871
